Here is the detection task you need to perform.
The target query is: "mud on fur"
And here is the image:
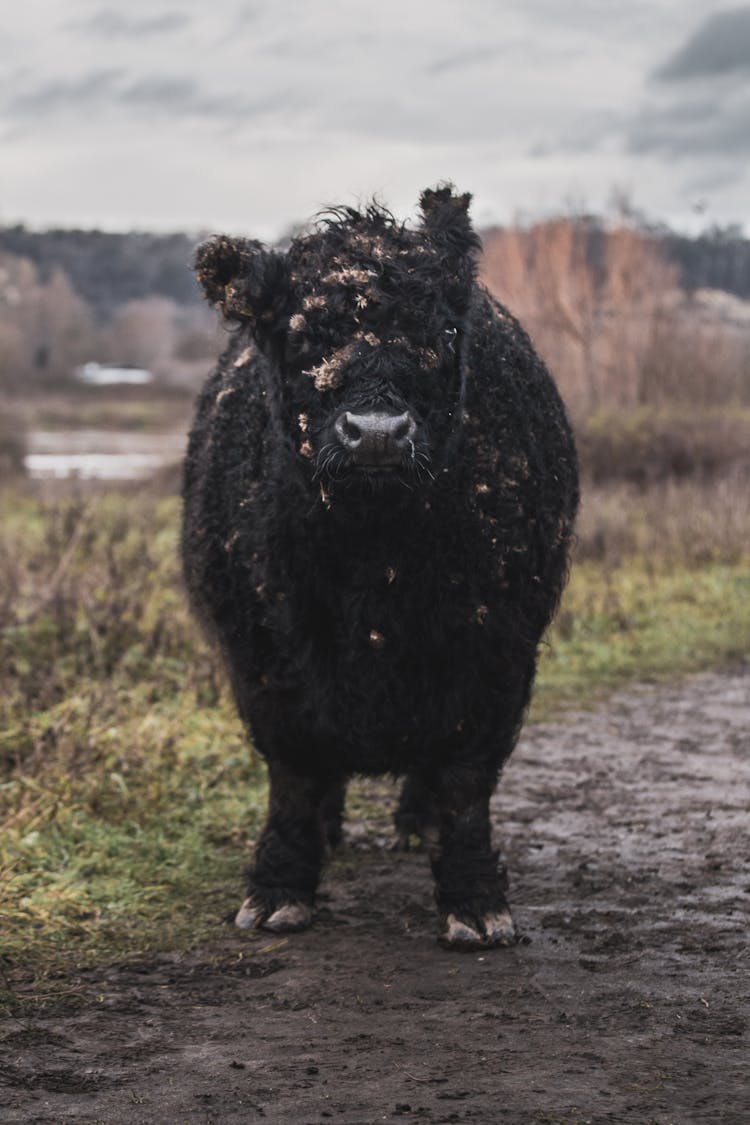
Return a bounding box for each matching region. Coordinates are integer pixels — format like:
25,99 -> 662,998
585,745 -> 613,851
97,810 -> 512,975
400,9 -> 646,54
182,184 -> 579,950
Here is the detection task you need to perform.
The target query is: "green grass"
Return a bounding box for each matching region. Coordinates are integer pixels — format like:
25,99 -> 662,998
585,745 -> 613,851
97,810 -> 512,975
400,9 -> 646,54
534,562 -> 749,717
2,696 -> 265,969
0,483 -> 747,1003
0,488 -> 265,996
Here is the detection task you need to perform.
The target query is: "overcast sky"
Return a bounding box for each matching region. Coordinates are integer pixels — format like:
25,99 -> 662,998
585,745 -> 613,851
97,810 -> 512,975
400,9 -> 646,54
2,1 -> 749,237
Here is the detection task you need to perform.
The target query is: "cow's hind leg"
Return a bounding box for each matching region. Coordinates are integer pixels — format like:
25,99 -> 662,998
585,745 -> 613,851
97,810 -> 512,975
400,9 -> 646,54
394,774 -> 439,851
429,770 -> 516,950
319,779 -> 346,852
235,763 -> 332,933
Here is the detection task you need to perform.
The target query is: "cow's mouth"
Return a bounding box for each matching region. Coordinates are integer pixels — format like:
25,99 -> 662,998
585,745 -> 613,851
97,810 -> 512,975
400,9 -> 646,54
345,463 -> 411,485
314,456 -> 426,497
352,463 -> 399,473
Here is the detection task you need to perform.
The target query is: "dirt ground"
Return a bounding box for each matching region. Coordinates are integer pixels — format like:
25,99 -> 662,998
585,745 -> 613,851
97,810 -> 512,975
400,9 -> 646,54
2,670 -> 748,1124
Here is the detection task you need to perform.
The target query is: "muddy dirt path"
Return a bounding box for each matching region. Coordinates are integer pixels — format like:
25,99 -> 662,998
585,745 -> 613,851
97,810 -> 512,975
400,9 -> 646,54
2,671 -> 748,1124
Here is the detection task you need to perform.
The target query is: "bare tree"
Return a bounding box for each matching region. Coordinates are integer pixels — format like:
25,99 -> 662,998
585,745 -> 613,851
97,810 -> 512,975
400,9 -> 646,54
480,219 -> 683,413
105,297 -> 179,372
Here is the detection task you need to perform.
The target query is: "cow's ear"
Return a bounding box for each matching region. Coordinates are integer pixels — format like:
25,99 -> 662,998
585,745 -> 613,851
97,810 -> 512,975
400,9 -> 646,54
419,185 -> 480,259
194,236 -> 288,325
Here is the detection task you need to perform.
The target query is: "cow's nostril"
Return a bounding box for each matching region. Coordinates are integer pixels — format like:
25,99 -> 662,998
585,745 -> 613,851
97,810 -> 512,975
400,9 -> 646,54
335,412 -> 362,449
393,413 -> 417,442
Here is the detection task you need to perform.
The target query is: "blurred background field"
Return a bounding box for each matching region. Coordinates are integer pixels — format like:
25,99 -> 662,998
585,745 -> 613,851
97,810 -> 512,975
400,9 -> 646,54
1,214 -> 749,995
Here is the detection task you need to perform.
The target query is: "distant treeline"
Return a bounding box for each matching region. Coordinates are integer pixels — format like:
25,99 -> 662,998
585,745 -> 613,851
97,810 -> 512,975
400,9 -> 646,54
0,226 -> 202,316
0,219 -> 748,317
661,227 -> 750,298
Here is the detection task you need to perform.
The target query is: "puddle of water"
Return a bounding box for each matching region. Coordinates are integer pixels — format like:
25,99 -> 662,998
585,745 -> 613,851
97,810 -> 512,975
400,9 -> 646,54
25,431 -> 186,481
26,452 -> 170,481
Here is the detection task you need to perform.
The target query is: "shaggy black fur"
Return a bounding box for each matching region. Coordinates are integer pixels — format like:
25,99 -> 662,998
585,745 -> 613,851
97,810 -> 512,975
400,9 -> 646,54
182,185 -> 579,949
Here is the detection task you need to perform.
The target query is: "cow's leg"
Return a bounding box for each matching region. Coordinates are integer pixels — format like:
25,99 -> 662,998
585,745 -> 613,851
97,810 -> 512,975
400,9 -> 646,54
319,779 -> 347,852
427,666 -> 535,948
393,774 -> 439,851
429,768 -> 516,950
235,762 -> 331,933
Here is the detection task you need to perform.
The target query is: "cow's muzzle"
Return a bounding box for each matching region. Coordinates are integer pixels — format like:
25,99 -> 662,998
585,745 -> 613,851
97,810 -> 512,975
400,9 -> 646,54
334,410 -> 417,469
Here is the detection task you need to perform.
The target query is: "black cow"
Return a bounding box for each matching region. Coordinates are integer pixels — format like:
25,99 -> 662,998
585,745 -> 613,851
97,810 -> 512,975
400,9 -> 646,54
182,185 -> 579,949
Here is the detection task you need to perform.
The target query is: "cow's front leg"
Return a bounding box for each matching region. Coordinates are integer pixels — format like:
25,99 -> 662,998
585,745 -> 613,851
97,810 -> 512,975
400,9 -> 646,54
235,763 -> 330,933
429,771 -> 516,950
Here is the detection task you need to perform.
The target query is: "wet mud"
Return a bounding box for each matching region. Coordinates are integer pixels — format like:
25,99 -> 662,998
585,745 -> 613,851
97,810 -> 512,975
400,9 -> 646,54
2,671 -> 748,1123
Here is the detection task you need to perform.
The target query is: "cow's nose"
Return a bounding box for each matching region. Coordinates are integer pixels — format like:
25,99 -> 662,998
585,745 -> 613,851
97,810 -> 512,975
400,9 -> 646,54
334,411 -> 416,467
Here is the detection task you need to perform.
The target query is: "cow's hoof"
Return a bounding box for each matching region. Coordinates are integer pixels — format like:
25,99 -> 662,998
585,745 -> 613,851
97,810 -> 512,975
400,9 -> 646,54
438,909 -> 516,950
235,897 -> 264,930
265,902 -> 313,932
234,897 -> 312,933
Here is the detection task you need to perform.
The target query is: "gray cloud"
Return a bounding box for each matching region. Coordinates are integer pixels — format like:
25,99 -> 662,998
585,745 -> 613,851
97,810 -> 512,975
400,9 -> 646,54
8,70 -> 124,116
654,7 -> 750,81
5,67 -> 258,123
627,8 -> 750,166
523,108 -> 628,159
5,65 -> 304,130
119,78 -> 204,110
235,3 -> 262,24
426,46 -> 505,76
72,10 -> 190,38
117,78 -> 279,122
682,163 -> 747,194
628,89 -> 750,158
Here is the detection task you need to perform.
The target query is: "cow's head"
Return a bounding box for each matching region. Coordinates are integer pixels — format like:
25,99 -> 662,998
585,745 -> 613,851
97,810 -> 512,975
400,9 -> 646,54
195,185 -> 480,503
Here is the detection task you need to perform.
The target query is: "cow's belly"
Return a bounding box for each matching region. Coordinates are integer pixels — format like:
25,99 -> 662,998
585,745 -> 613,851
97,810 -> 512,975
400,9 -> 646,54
254,612 -> 511,776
